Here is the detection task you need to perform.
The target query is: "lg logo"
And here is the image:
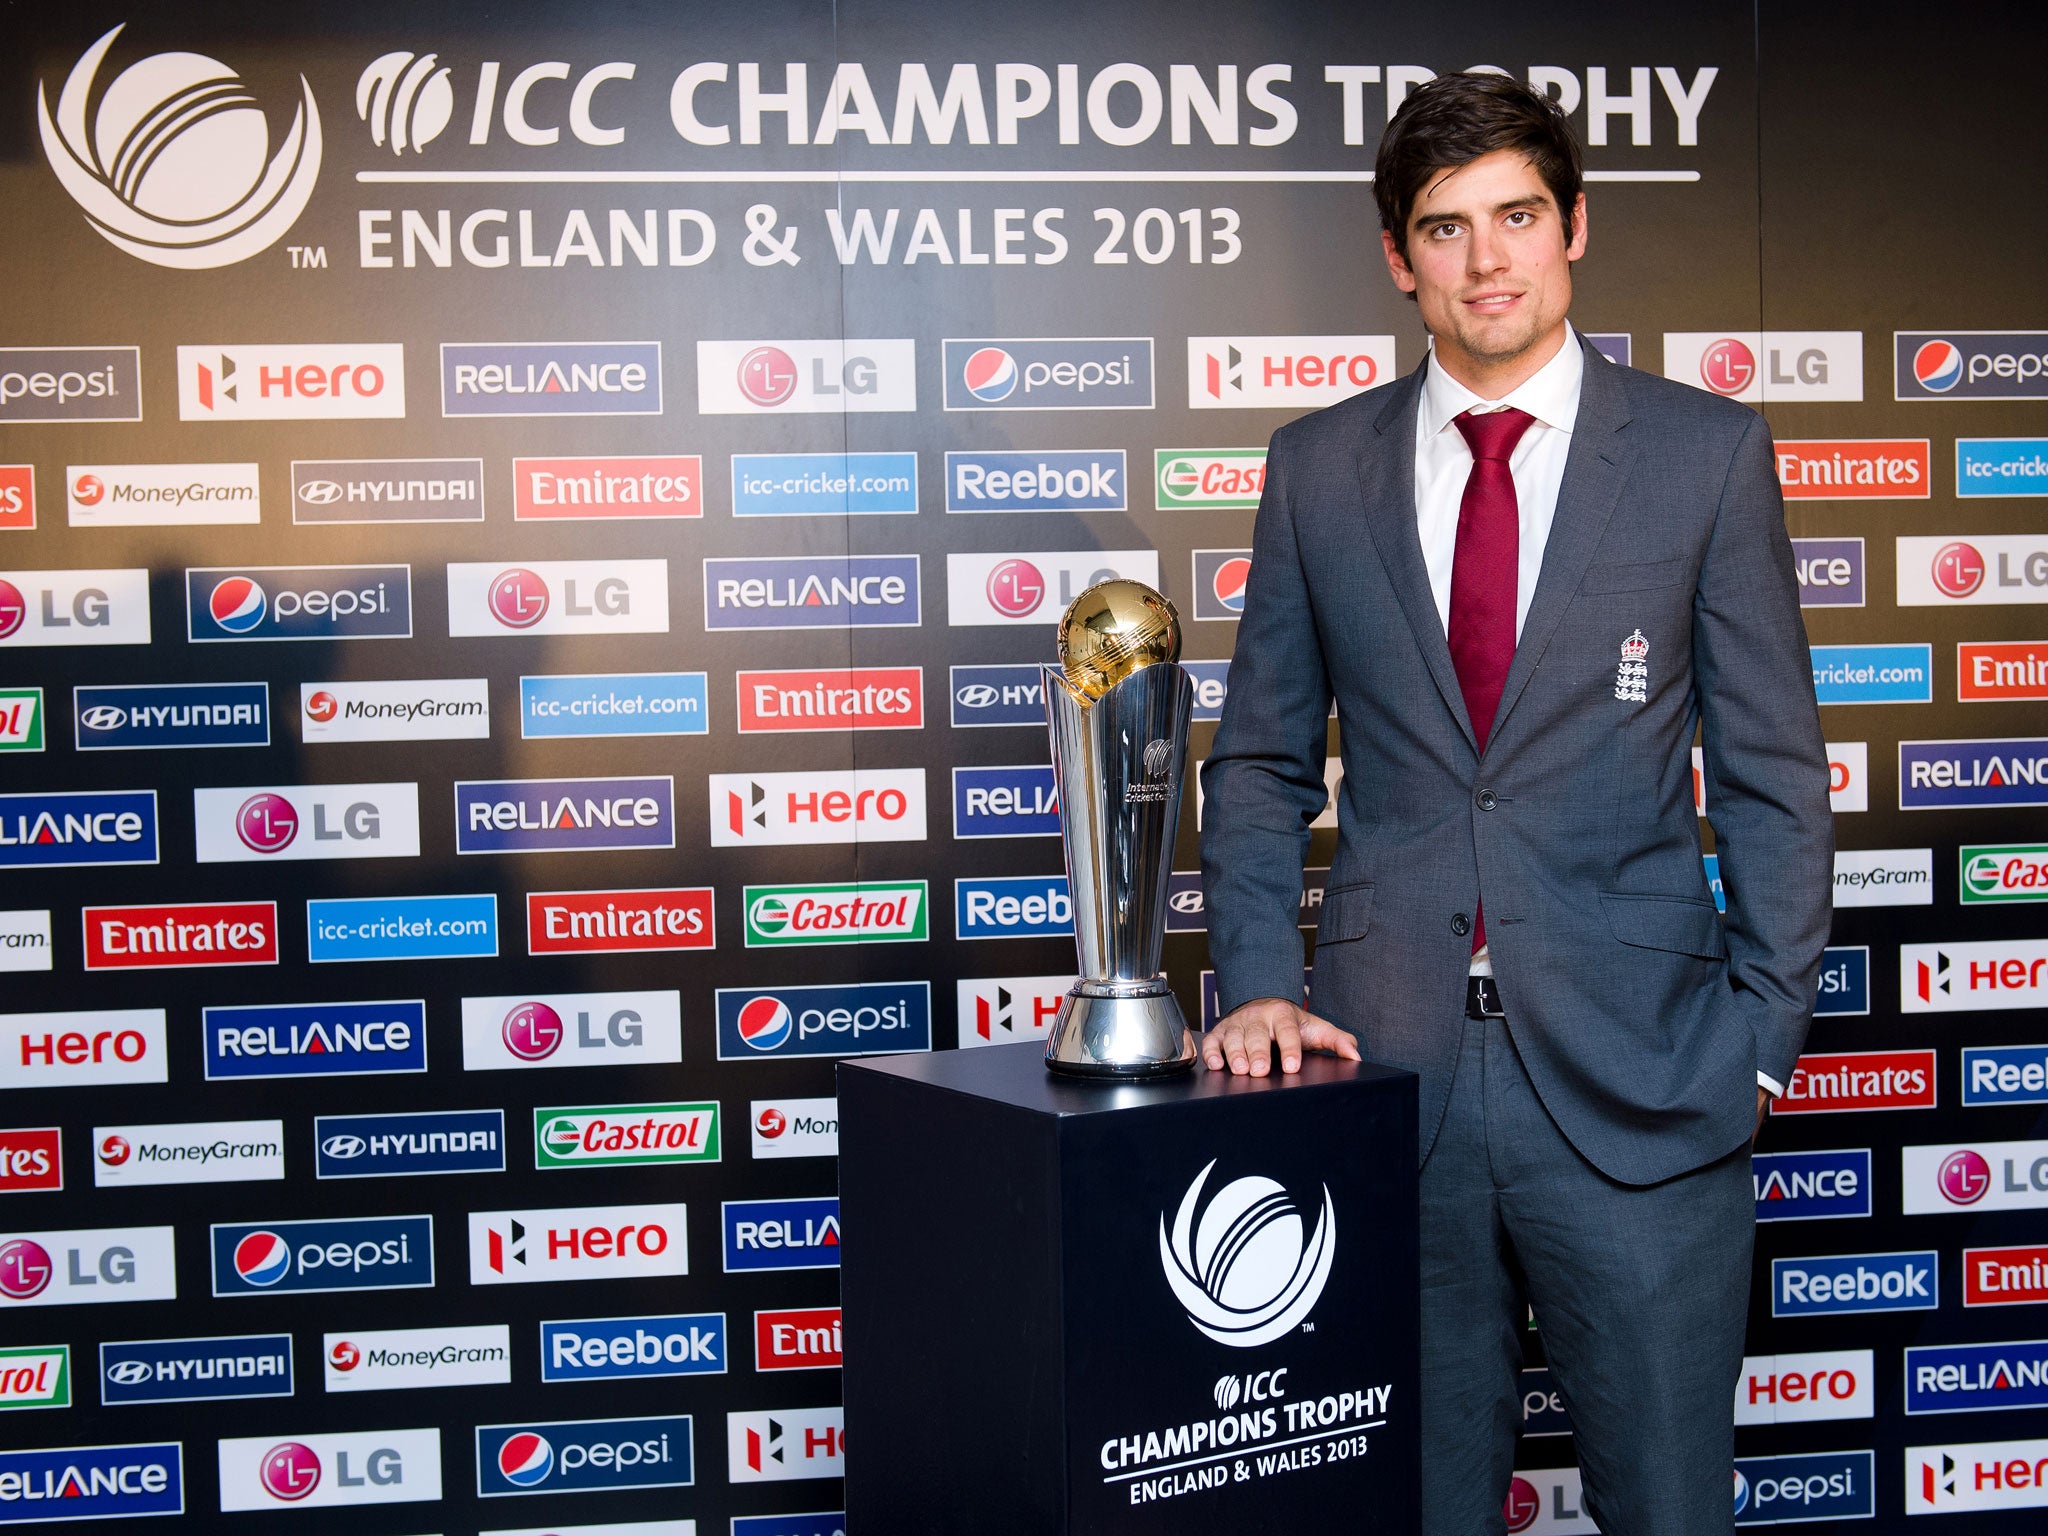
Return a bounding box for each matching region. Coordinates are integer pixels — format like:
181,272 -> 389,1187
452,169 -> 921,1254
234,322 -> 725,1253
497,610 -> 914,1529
1940,1149 -> 1991,1205
986,559 -> 1045,618
738,346 -> 799,407
1700,338 -> 1756,396
0,1238 -> 54,1299
237,792 -> 300,853
1931,541 -> 1986,599
489,567 -> 550,628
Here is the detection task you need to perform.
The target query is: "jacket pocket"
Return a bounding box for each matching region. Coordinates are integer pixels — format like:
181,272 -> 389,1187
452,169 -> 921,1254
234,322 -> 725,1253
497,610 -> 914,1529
1581,558 -> 1684,594
1600,891 -> 1728,959
1315,883 -> 1375,946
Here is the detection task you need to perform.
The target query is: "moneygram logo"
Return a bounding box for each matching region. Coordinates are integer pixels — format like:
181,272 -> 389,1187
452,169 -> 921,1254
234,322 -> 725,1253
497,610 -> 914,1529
460,990 -> 682,1071
715,982 -> 932,1061
1188,336 -> 1393,408
201,1000 -> 428,1081
291,457 -> 484,523
535,1103 -> 719,1169
442,341 -> 662,417
1896,330 -> 2048,401
699,338 -> 916,413
301,678 -> 487,743
745,881 -> 927,946
39,26 -> 319,268
186,565 -> 412,642
91,1119 -> 282,1188
1156,448 -> 1267,509
943,338 -> 1154,410
66,462 -> 259,527
946,450 -> 1125,512
0,347 -> 141,425
1159,1159 -> 1334,1347
210,1216 -> 434,1296
449,559 -> 670,637
1775,438 -> 1928,500
321,1324 -> 510,1393
750,1097 -> 837,1159
514,454 -> 700,519
1664,331 -> 1863,402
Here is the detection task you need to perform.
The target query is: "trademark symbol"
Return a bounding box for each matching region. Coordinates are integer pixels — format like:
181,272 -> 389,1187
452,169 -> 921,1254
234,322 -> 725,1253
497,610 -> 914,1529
1301,1322 -> 1315,1333
287,246 -> 328,270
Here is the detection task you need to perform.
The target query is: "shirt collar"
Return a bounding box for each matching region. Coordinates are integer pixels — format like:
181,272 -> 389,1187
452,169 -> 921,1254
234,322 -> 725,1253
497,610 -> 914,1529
1419,323 -> 1585,441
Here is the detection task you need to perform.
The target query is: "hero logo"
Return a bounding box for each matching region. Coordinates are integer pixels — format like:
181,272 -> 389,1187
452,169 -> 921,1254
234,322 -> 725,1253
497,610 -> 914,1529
38,26 -> 321,269
740,346 -> 800,406
1159,1159 -> 1334,1348
179,346 -> 405,421
1189,336 -> 1394,408
468,1204 -> 688,1285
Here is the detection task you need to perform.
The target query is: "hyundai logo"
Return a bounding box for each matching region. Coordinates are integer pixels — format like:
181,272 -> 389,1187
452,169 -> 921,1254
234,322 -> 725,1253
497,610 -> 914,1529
78,705 -> 127,730
1169,890 -> 1205,913
297,480 -> 345,504
320,1134 -> 366,1159
108,1360 -> 153,1386
955,684 -> 998,709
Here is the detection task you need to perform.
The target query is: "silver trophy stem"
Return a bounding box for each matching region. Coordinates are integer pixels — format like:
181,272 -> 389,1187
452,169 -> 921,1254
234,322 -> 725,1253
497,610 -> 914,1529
1041,662 -> 1196,1076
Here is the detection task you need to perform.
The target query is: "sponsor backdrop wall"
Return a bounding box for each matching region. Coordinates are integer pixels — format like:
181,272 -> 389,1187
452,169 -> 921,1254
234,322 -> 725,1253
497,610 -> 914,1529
0,0 -> 2041,1530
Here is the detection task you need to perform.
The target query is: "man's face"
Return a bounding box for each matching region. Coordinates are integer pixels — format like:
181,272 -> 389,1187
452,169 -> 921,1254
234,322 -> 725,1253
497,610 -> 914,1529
1380,148 -> 1587,391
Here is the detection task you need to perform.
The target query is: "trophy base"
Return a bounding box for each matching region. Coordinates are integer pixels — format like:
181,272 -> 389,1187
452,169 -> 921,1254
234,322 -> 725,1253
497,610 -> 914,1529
1044,985 -> 1197,1078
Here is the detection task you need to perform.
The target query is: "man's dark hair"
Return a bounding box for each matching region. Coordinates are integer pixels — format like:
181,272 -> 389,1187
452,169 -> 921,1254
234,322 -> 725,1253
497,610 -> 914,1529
1374,73 -> 1584,255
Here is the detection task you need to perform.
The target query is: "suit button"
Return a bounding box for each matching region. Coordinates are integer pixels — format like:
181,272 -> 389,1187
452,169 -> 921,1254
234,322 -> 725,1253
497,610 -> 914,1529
1477,789 -> 1498,811
1451,913 -> 1471,937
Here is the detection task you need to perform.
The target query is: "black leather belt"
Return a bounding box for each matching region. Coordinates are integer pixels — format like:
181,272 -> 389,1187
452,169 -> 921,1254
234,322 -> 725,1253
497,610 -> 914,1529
1466,975 -> 1507,1019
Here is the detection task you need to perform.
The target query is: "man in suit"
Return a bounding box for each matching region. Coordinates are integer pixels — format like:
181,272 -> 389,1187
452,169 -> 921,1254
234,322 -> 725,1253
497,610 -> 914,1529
1197,73 -> 1833,1535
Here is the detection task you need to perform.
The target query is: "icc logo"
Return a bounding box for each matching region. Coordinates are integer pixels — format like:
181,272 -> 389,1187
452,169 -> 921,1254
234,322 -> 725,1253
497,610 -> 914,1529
1159,1159 -> 1335,1348
39,25 -> 322,268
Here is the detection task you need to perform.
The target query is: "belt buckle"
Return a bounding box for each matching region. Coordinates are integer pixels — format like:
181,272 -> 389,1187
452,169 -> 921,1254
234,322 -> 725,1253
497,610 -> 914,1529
1470,976 -> 1506,1019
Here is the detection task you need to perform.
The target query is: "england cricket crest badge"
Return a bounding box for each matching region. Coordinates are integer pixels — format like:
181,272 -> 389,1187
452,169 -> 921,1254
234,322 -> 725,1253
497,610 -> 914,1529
1614,629 -> 1649,703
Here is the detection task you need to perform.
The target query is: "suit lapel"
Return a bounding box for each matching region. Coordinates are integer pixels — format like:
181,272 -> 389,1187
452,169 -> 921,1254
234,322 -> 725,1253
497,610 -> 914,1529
1354,364 -> 1478,752
1487,341 -> 1636,750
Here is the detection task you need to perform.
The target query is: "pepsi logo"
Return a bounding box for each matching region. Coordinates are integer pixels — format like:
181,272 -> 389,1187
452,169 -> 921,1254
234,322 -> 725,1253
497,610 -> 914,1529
328,1339 -> 360,1371
305,690 -> 338,722
497,1431 -> 554,1488
1700,337 -> 1756,396
209,576 -> 268,633
1940,1149 -> 1991,1205
1504,1475 -> 1540,1532
72,473 -> 104,505
1931,541 -> 1986,598
962,346 -> 1019,403
97,1134 -> 131,1166
1211,556 -> 1250,613
488,567 -> 550,629
233,1229 -> 294,1287
237,791 -> 300,854
1733,1468 -> 1750,1515
985,558 -> 1046,619
1913,338 -> 1964,393
0,579 -> 23,639
501,1000 -> 564,1060
756,1107 -> 787,1138
736,996 -> 794,1052
260,1441 -> 322,1501
738,345 -> 799,407
0,1237 -> 54,1299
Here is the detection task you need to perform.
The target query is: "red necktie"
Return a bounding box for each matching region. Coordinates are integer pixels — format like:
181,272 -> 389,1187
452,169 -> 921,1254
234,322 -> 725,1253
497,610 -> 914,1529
1448,406 -> 1535,953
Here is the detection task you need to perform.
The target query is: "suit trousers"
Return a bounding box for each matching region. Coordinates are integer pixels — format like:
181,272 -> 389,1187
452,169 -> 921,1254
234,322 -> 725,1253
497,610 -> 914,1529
1419,1014 -> 1752,1536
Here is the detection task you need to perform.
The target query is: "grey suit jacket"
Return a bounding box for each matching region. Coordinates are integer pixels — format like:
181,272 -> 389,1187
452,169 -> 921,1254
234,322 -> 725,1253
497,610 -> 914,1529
1198,338 -> 1834,1186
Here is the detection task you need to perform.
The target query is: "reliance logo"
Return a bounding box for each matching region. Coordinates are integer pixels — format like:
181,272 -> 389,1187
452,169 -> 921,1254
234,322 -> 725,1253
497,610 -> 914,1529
723,1198 -> 841,1271
441,341 -> 662,417
455,776 -> 675,855
0,1442 -> 183,1520
1752,1150 -> 1870,1222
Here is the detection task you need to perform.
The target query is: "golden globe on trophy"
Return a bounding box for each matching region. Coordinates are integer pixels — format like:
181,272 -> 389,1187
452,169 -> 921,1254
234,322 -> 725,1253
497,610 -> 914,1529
1040,578 -> 1198,1076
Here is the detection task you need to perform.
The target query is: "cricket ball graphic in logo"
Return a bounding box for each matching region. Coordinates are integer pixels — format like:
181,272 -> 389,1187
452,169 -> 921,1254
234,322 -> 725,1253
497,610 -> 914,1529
39,25 -> 323,269
1159,1159 -> 1334,1347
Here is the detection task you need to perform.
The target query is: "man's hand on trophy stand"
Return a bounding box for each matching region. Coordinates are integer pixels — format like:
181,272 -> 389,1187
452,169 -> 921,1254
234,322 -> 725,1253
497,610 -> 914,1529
1202,997 -> 1360,1077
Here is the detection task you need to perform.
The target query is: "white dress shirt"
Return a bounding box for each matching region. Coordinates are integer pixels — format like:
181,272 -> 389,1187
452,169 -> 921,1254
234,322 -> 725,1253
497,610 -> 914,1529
1410,327 -> 1781,1096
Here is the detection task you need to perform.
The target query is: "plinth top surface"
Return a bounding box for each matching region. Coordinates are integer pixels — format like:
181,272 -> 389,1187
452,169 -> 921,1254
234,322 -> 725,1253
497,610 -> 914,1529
838,1039 -> 1412,1117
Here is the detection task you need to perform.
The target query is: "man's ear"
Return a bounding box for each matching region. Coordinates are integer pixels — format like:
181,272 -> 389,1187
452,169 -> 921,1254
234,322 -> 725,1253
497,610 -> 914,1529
1565,193 -> 1588,261
1381,229 -> 1418,294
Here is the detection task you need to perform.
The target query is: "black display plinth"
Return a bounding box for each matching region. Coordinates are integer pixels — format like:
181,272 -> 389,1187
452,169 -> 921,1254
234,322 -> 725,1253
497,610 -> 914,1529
838,1041 -> 1419,1536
